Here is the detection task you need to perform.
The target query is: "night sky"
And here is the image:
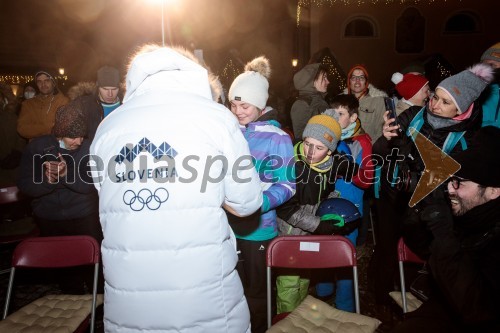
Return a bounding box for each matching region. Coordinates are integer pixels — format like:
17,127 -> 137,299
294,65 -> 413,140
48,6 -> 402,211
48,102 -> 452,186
0,0 -> 294,85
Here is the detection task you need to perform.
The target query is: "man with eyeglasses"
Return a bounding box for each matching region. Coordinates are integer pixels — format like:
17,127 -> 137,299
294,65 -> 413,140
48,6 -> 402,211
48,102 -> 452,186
393,126 -> 500,333
343,64 -> 387,143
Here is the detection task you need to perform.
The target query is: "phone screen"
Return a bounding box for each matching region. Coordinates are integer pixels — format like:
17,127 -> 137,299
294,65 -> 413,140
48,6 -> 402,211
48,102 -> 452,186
384,97 -> 398,124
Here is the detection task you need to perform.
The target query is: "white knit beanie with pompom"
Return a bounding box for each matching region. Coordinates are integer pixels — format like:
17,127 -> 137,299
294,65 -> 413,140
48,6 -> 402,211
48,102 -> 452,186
229,56 -> 271,110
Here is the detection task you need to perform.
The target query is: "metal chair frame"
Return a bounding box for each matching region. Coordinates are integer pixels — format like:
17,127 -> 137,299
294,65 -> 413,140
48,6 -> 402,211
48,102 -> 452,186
1,235 -> 101,333
397,237 -> 425,313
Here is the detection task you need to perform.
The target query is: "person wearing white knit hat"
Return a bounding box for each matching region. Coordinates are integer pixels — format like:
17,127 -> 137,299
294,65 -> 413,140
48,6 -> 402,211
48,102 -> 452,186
228,56 -> 296,333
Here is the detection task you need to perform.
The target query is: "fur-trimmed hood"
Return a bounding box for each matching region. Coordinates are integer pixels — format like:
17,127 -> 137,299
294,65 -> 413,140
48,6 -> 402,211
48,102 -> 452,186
67,81 -> 126,101
343,83 -> 387,98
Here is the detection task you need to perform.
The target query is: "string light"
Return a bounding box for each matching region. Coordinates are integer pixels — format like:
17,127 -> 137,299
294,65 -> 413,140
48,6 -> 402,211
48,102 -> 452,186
320,53 -> 347,93
219,59 -> 241,89
0,75 -> 68,85
297,0 -> 462,25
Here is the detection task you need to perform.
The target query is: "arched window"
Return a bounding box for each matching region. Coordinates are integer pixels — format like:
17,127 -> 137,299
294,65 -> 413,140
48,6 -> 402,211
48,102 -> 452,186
343,16 -> 377,38
396,7 -> 425,53
444,11 -> 481,34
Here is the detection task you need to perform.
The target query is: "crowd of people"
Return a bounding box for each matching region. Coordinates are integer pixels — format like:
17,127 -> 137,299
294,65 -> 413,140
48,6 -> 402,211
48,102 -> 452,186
0,41 -> 499,333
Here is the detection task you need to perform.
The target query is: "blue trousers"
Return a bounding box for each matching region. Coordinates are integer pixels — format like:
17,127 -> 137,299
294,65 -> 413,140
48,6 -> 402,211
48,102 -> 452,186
315,230 -> 357,312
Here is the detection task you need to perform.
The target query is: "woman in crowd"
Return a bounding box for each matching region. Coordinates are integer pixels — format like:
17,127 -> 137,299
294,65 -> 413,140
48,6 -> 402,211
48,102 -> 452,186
290,63 -> 330,138
228,56 -> 296,333
370,62 -> 494,308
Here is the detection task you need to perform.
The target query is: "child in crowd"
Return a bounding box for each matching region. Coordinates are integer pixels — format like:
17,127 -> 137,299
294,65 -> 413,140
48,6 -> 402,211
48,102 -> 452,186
324,94 -> 374,226
228,56 -> 296,333
276,114 -> 360,311
319,94 -> 374,311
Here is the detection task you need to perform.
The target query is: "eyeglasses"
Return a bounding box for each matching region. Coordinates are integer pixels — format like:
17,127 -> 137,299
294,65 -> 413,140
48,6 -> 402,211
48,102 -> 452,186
350,75 -> 366,82
448,176 -> 469,190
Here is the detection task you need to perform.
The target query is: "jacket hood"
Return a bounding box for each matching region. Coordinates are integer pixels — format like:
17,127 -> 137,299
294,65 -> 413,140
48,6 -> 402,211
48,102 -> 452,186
124,48 -> 212,103
67,81 -> 126,101
67,82 -> 96,101
294,63 -> 321,93
244,107 -> 280,129
257,107 -> 278,123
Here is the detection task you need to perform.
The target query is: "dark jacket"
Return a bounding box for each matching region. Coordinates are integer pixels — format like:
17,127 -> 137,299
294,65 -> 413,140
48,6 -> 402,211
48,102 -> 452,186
373,103 -> 482,183
404,196 -> 500,332
68,82 -> 123,140
75,94 -> 104,141
17,135 -> 98,220
276,142 -> 358,234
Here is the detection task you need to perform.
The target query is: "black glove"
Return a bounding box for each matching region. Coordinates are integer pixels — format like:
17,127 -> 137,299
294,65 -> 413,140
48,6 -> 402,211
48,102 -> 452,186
420,199 -> 453,238
312,214 -> 360,236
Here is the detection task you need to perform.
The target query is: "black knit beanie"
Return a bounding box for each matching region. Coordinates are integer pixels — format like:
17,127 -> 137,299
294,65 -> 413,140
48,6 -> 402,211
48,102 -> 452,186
454,126 -> 500,187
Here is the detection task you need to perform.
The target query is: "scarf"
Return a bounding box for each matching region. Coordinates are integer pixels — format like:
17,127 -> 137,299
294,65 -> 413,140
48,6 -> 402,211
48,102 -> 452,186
426,109 -> 460,130
341,122 -> 357,140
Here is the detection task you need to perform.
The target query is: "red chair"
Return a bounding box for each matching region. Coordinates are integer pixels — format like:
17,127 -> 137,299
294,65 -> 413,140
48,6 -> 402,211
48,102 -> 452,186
394,237 -> 425,313
0,185 -> 39,244
0,236 -> 103,333
0,186 -> 39,275
266,235 -> 360,329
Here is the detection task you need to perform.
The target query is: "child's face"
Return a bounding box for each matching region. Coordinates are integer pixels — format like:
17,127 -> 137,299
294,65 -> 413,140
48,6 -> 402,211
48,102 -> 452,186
303,137 -> 330,164
230,100 -> 261,125
333,106 -> 357,129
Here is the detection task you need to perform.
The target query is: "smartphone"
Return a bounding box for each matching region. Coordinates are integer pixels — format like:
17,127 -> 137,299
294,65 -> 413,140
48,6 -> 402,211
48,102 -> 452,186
384,97 -> 399,128
42,145 -> 59,162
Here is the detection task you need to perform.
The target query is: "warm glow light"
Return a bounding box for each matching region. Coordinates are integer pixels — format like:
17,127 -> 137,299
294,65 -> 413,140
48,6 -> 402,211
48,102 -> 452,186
292,59 -> 299,67
10,84 -> 20,97
145,0 -> 180,46
59,68 -> 65,75
146,0 -> 178,4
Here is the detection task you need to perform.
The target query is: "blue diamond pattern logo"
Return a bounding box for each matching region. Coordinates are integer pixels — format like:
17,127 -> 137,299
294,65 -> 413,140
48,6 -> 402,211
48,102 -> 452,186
114,138 -> 178,164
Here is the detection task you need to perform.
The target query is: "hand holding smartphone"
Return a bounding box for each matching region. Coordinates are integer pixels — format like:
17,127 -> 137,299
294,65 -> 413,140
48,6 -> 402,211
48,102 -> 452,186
383,97 -> 401,140
384,97 -> 399,127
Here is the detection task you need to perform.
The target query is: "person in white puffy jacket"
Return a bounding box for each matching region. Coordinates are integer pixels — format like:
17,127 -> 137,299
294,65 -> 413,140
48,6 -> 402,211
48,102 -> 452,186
90,44 -> 263,333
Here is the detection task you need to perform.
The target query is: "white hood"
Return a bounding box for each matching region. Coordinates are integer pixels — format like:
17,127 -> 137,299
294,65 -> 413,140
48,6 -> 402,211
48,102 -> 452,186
124,48 -> 212,102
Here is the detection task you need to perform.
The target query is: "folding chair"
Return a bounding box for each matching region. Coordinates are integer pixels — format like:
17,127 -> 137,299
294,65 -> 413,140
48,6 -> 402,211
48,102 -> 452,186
0,185 -> 39,243
389,237 -> 425,313
0,185 -> 39,274
266,235 -> 360,329
0,235 -> 103,333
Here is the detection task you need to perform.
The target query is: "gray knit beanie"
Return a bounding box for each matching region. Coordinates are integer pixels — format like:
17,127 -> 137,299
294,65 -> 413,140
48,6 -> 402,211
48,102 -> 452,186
436,63 -> 494,114
97,66 -> 120,87
302,114 -> 341,152
480,42 -> 500,63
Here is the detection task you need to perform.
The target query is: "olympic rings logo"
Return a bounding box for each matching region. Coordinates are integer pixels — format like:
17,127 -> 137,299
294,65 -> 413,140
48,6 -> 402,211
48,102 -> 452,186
123,187 -> 169,211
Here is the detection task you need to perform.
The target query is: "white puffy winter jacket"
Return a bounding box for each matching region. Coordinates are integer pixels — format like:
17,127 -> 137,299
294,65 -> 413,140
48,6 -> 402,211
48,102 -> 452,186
90,48 -> 263,333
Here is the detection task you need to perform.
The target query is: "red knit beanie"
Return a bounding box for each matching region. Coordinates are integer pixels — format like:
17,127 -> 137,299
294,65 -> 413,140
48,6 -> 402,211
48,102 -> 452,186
347,65 -> 369,97
391,72 -> 429,100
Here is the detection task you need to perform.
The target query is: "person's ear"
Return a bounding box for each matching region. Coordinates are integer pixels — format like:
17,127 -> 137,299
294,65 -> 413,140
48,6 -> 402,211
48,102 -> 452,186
486,187 -> 500,200
327,150 -> 332,156
350,113 -> 358,123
